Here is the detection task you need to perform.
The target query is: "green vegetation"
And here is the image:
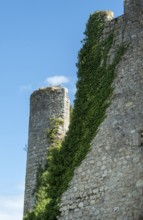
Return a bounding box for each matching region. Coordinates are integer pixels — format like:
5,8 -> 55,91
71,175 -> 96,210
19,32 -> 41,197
24,11 -> 125,220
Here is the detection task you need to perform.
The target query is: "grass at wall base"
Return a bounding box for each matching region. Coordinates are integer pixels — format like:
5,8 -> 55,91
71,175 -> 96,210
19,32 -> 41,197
24,11 -> 126,220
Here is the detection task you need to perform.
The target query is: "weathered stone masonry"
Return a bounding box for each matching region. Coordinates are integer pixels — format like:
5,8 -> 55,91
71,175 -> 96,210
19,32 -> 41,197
24,0 -> 143,219
58,0 -> 143,219
24,87 -> 70,215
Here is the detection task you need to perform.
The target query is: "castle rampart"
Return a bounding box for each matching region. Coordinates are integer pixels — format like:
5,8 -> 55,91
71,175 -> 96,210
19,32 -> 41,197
58,1 -> 143,219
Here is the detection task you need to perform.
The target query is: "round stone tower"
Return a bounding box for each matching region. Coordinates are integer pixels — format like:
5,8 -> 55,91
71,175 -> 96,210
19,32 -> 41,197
23,87 -> 70,215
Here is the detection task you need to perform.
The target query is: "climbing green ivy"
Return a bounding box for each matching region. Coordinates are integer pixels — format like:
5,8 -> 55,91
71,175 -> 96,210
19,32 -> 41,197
24,117 -> 64,220
24,11 -> 126,220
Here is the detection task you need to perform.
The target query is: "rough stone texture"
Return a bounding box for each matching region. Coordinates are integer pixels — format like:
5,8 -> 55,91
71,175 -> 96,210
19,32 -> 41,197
24,87 -> 70,215
58,1 -> 143,220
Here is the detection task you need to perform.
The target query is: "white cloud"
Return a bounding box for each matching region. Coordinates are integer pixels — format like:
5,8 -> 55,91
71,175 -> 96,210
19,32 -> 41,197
0,194 -> 24,220
45,75 -> 69,86
20,84 -> 32,92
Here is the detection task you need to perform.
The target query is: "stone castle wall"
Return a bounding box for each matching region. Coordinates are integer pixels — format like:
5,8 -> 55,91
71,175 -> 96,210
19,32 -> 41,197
24,87 -> 70,215
58,1 -> 143,219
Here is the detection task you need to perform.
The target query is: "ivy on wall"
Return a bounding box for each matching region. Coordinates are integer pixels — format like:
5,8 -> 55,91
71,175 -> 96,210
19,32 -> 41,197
24,11 -> 126,220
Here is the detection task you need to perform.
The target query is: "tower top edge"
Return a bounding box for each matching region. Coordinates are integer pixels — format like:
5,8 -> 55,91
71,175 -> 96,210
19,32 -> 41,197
31,86 -> 69,98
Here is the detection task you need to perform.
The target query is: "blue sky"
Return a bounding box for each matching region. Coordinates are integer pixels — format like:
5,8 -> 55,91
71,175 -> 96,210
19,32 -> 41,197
0,1 -> 123,219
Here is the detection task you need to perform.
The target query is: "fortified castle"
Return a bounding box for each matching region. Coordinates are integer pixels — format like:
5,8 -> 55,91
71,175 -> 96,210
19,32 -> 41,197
24,0 -> 143,219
